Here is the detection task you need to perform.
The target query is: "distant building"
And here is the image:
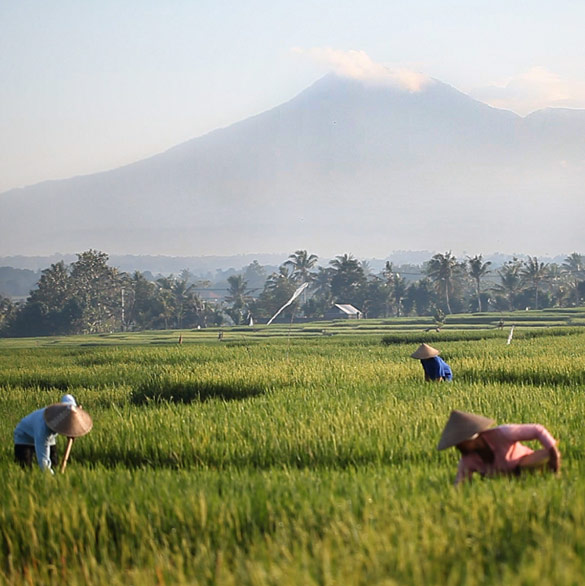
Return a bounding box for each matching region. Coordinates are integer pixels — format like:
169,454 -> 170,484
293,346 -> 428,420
324,304 -> 363,320
198,290 -> 222,304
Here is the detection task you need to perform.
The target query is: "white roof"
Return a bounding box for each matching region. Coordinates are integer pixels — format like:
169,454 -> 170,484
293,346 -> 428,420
334,304 -> 361,315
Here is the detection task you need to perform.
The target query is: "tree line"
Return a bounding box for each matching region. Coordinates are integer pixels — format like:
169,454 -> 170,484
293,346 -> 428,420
1,249 -> 584,337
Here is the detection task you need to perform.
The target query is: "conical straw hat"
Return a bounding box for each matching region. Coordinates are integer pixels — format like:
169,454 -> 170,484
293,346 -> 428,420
44,403 -> 93,437
411,343 -> 440,359
437,410 -> 495,451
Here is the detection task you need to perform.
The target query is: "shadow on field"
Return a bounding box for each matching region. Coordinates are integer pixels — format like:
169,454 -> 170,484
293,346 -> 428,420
80,448 -> 421,471
131,380 -> 265,405
457,370 -> 585,387
5,377 -> 72,391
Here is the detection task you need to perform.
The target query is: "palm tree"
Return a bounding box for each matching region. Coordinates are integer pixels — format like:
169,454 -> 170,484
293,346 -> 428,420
284,250 -> 319,285
155,277 -> 175,329
171,278 -> 198,329
520,256 -> 549,310
155,276 -> 198,329
425,251 -> 460,314
127,271 -> 157,329
561,253 -> 585,305
405,278 -> 436,316
311,266 -> 334,306
546,263 -> 569,307
391,274 -> 407,317
329,254 -> 366,302
562,253 -> 585,279
225,275 -> 248,304
225,275 -> 251,324
382,262 -> 407,317
492,258 -> 523,310
466,255 -> 492,312
262,266 -> 297,318
264,266 -> 295,293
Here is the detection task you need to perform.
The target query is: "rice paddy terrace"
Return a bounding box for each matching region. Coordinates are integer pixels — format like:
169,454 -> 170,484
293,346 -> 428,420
1,307 -> 584,584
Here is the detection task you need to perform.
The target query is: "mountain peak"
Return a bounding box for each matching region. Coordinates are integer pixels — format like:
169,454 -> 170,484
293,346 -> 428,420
1,75 -> 583,257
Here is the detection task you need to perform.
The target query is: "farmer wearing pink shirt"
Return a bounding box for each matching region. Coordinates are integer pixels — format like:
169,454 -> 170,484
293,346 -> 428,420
438,410 -> 561,486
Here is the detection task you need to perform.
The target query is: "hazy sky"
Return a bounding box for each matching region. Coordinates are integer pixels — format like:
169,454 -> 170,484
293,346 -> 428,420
2,0 -> 585,194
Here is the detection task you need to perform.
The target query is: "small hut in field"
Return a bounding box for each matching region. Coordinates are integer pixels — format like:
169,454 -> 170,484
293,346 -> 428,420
324,304 -> 363,320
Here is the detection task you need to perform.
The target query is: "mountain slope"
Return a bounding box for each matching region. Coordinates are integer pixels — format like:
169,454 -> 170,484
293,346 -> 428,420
1,74 -> 584,257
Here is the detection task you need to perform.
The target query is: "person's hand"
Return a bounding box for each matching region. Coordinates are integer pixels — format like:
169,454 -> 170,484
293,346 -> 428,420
548,445 -> 561,473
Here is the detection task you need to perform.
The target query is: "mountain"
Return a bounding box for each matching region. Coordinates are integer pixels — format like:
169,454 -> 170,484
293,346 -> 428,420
1,74 -> 584,258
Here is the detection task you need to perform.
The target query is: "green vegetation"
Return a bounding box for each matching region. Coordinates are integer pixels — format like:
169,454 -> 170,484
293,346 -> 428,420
2,249 -> 585,338
1,311 -> 585,584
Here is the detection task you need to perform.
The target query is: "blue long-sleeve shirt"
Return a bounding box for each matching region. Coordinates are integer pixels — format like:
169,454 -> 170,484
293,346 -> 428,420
13,394 -> 77,471
421,356 -> 453,381
14,408 -> 58,470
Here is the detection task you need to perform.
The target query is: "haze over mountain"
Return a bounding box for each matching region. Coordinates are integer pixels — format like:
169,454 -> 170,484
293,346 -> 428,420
1,73 -> 584,259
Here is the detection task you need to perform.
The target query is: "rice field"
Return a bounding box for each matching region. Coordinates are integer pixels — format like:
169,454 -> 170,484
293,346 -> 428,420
1,316 -> 585,585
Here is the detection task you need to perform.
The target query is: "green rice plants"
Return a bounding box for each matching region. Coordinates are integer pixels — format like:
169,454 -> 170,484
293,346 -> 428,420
131,376 -> 265,405
1,326 -> 585,584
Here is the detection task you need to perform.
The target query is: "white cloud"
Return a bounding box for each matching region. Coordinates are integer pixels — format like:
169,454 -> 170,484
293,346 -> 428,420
470,67 -> 585,115
292,47 -> 430,92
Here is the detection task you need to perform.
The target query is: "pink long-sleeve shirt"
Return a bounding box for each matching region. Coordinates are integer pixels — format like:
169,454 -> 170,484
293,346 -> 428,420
455,424 -> 557,485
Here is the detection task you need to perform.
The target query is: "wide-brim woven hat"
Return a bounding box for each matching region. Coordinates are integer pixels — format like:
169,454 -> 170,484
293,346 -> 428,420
411,343 -> 440,359
437,410 -> 495,451
44,403 -> 93,437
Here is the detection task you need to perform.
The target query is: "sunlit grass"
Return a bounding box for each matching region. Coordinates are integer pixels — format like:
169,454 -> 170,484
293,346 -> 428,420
1,317 -> 585,584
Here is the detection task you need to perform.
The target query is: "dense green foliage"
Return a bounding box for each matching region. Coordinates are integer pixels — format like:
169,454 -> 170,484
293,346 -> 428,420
1,315 -> 585,584
3,249 -> 585,337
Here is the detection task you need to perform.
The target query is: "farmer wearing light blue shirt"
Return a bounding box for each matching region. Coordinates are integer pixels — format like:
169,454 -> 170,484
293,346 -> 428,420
13,394 -> 78,471
411,343 -> 453,381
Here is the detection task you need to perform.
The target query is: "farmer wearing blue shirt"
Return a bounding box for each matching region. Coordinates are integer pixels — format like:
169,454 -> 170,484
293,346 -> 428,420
411,343 -> 453,381
13,394 -> 92,472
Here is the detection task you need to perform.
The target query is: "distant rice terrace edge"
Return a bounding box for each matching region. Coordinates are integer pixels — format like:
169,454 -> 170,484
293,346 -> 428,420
0,306 -> 584,348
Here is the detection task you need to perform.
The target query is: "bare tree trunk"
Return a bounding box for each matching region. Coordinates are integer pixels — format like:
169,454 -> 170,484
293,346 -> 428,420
476,280 -> 482,312
444,282 -> 452,314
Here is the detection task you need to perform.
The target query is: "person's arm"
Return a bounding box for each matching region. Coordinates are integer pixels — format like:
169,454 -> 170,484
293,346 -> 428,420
516,446 -> 561,473
454,458 -> 474,485
500,424 -> 560,473
498,424 -> 557,449
548,444 -> 561,472
34,424 -> 54,473
434,357 -> 450,381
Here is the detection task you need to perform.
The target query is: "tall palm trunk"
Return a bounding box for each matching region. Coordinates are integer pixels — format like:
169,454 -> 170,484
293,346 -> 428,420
535,287 -> 539,310
475,279 -> 482,312
444,281 -> 452,314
